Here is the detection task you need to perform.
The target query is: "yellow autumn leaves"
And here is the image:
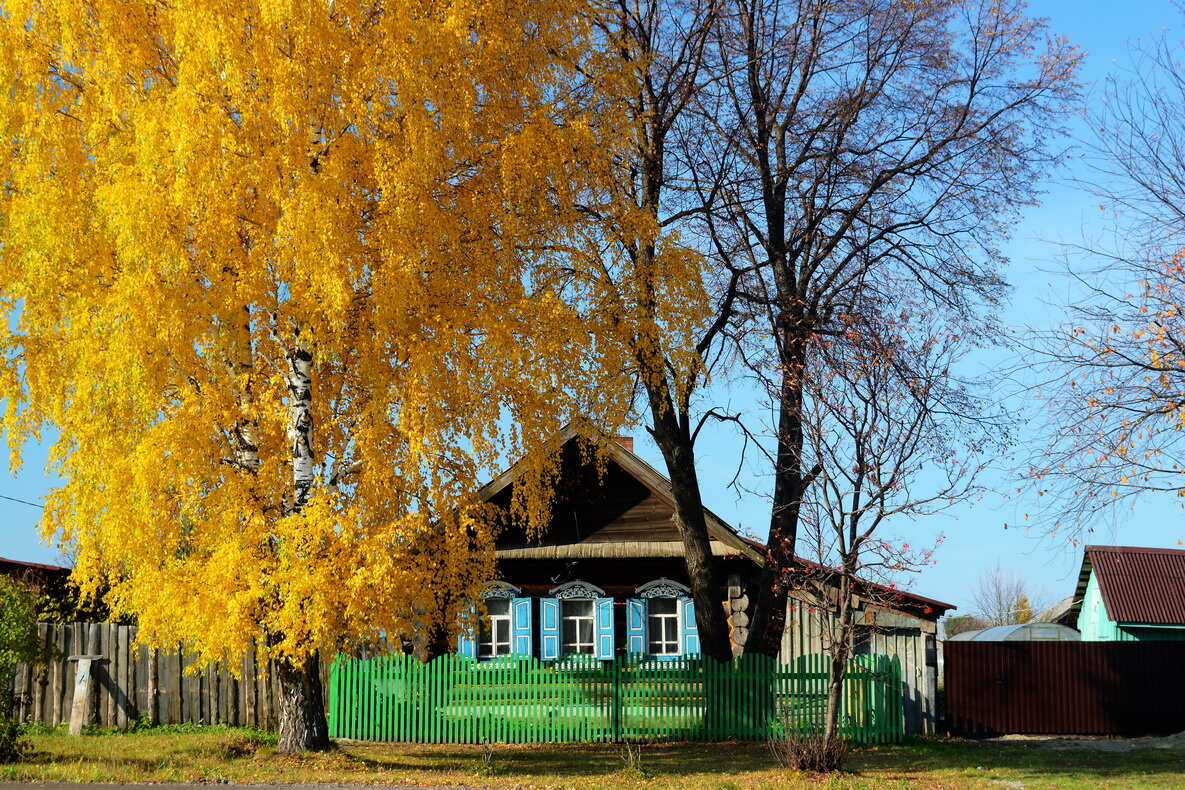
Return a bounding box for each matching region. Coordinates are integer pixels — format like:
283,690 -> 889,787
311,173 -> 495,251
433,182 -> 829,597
0,0 -> 710,668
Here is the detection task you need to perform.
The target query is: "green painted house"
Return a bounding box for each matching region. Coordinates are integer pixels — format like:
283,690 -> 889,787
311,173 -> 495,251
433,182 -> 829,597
1069,545 -> 1185,641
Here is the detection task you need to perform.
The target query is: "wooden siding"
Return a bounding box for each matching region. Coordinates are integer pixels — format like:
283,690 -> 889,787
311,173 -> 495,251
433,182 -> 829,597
8,622 -> 325,730
1077,571 -> 1121,640
577,489 -> 682,543
781,597 -> 937,736
491,446 -> 660,548
485,434 -> 761,563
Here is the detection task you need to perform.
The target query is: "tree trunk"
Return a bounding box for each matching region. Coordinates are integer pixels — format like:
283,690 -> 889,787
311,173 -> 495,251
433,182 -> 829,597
823,575 -> 853,749
648,403 -> 733,662
274,651 -> 330,754
285,341 -> 315,513
747,324 -> 813,657
272,332 -> 328,755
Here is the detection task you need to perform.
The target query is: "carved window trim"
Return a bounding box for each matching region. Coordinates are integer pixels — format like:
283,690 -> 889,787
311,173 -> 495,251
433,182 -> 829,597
484,580 -> 521,599
636,578 -> 691,599
550,580 -> 606,599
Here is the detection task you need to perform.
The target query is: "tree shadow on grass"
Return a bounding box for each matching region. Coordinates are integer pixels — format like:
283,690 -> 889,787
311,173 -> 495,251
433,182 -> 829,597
337,740 -> 777,779
16,750 -> 176,775
852,739 -> 1185,785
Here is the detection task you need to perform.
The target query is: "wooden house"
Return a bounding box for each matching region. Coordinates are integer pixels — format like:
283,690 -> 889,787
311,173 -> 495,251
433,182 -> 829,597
465,428 -> 953,734
1069,545 -> 1185,641
0,555 -> 70,591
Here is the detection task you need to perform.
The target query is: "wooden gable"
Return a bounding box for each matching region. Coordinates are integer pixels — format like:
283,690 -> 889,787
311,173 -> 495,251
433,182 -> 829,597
488,439 -> 681,548
481,429 -> 759,562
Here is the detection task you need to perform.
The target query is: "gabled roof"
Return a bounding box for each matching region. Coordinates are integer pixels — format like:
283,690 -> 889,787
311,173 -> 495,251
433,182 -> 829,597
479,424 -> 763,563
479,425 -> 954,618
1069,545 -> 1185,625
1037,595 -> 1078,626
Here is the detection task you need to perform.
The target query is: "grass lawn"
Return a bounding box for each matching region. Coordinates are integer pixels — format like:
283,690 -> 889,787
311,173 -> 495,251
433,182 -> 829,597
2,726 -> 1183,789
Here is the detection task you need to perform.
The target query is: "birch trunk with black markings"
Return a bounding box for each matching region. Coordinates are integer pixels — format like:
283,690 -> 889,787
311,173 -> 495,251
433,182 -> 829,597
274,336 -> 329,754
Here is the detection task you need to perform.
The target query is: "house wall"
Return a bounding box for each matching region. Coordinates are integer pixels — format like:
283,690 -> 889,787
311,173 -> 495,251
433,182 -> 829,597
781,596 -> 938,736
480,556 -> 733,660
1077,571 -> 1121,640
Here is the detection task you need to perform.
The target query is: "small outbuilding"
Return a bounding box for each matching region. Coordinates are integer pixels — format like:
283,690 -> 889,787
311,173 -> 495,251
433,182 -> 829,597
1068,545 -> 1185,641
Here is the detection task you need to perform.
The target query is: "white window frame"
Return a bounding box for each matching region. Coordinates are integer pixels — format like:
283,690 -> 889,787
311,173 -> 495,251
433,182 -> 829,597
477,580 -> 522,660
478,598 -> 513,659
551,580 -> 607,657
560,598 -> 597,656
636,578 -> 693,657
646,596 -> 681,656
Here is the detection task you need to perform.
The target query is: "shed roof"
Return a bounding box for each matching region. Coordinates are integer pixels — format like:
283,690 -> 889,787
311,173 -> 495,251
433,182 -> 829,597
1070,545 -> 1185,625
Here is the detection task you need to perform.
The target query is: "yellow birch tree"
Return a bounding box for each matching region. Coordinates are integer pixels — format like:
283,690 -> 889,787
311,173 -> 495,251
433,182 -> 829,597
0,0 -> 628,751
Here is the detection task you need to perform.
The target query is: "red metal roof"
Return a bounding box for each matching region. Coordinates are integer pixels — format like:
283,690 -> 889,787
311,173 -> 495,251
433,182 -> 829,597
0,555 -> 70,573
737,535 -> 955,617
1084,545 -> 1185,625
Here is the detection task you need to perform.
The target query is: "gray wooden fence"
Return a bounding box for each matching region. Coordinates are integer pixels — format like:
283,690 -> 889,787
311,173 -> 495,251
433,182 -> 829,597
8,622 -> 326,730
781,596 -> 939,735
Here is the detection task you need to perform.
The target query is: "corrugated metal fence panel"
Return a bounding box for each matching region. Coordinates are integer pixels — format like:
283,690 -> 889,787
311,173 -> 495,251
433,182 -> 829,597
945,641 -> 1185,736
8,622 -> 329,731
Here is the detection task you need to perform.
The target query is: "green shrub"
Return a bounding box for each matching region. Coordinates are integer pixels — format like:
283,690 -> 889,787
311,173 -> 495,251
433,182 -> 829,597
0,577 -> 48,763
0,717 -> 28,764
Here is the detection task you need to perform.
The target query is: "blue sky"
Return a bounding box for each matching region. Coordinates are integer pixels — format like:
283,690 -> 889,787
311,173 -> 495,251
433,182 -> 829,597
3,0 -> 1184,617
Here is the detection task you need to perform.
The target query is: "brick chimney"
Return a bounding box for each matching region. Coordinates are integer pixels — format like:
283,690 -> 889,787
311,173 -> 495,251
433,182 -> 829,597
616,436 -> 634,453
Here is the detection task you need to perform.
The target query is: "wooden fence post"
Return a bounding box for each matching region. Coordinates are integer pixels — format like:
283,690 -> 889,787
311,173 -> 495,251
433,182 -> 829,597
66,654 -> 103,736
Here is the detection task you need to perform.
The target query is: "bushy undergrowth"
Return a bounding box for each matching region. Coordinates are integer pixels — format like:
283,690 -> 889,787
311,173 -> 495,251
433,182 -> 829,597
0,715 -> 29,764
769,726 -> 849,773
0,578 -> 46,763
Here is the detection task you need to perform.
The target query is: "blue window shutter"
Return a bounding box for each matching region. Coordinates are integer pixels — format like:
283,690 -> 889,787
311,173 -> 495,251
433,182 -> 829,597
626,598 -> 646,655
595,597 -> 615,660
540,598 -> 560,660
457,604 -> 477,659
680,598 -> 700,656
512,597 -> 533,656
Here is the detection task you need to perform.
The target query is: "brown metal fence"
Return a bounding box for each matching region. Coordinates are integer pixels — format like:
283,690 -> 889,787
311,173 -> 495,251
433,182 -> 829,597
944,641 -> 1185,736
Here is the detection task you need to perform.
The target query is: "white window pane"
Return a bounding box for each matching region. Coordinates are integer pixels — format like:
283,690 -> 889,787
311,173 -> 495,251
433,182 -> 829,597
647,597 -> 681,655
561,599 -> 596,655
479,598 -> 515,659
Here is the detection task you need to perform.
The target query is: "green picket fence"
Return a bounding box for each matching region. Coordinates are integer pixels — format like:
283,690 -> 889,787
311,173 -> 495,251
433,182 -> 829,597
329,652 -> 903,744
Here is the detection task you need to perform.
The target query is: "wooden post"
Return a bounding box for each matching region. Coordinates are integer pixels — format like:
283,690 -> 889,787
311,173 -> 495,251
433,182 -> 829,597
67,654 -> 104,736
148,647 -> 159,726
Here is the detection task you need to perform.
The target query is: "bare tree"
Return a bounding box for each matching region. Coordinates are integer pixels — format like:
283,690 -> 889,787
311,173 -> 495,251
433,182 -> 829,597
1027,25 -> 1185,532
970,566 -> 1046,626
785,304 -> 997,760
687,0 -> 1081,659
580,0 -> 1079,671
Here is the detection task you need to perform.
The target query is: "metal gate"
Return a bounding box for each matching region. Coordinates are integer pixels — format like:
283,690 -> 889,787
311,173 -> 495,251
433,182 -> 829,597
944,641 -> 1185,736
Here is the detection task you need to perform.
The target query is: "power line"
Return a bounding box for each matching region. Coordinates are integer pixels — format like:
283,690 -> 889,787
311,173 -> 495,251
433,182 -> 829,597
0,493 -> 44,509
